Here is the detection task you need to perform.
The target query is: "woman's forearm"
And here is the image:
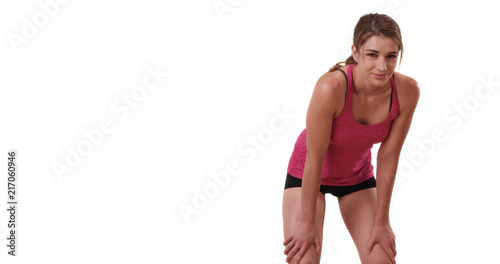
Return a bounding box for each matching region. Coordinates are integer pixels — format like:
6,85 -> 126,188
299,159 -> 322,223
374,172 -> 396,225
374,149 -> 400,225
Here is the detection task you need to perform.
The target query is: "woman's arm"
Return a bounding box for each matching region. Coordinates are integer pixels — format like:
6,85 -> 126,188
375,75 -> 420,226
283,72 -> 344,262
301,73 -> 344,223
366,75 -> 420,258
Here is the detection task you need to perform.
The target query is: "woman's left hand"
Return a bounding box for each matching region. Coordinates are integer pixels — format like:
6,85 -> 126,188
366,223 -> 397,263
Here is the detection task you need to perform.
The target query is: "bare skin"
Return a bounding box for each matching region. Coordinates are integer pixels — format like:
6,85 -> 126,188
283,34 -> 420,263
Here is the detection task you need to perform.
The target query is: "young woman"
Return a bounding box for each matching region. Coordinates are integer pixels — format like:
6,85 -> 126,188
282,13 -> 420,264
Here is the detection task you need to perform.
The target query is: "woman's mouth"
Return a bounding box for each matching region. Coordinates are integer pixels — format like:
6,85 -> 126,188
373,73 -> 387,79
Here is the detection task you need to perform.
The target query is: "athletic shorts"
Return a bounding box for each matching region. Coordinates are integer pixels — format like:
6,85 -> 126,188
284,172 -> 376,197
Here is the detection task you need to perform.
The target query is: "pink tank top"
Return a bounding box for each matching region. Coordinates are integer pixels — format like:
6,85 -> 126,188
287,64 -> 399,186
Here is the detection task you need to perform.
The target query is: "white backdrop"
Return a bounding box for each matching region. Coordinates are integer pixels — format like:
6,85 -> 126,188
1,0 -> 499,263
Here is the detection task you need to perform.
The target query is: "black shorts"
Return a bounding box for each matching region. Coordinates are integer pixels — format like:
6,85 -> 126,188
284,172 -> 376,197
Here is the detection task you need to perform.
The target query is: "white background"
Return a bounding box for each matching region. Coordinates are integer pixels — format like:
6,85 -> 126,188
1,0 -> 499,263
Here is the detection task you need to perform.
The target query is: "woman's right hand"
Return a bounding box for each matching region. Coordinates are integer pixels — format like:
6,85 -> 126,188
283,218 -> 321,263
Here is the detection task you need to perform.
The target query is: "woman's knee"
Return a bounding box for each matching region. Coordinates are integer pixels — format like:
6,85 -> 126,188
290,253 -> 321,264
282,188 -> 326,264
299,258 -> 320,264
287,243 -> 322,264
360,244 -> 393,264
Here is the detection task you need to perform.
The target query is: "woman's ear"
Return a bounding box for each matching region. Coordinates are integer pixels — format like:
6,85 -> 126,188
351,44 -> 359,63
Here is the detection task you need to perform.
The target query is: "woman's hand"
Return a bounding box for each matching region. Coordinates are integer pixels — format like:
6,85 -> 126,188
366,223 -> 397,263
283,218 -> 321,263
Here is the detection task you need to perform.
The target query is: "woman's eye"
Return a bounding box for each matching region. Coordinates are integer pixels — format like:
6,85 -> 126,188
368,54 -> 396,58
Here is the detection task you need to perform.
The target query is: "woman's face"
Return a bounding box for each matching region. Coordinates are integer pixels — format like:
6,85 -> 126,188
352,35 -> 400,88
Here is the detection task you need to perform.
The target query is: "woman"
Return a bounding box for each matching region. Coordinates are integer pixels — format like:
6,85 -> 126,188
282,13 -> 420,264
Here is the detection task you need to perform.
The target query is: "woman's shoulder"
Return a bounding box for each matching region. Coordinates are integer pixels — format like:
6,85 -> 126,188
318,65 -> 349,91
393,71 -> 420,112
311,66 -> 349,117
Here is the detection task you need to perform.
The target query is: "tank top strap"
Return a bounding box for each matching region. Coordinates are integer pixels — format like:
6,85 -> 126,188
337,68 -> 348,83
345,64 -> 355,108
389,72 -> 399,112
390,73 -> 396,91
337,68 -> 348,98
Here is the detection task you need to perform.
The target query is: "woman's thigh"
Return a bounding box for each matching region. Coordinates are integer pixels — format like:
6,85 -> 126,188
338,187 -> 393,263
282,187 -> 326,264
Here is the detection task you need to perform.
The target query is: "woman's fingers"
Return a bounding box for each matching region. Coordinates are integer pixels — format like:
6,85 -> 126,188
388,237 -> 397,258
283,235 -> 295,254
285,243 -> 300,263
283,222 -> 321,263
289,243 -> 307,264
381,243 -> 396,264
315,239 -> 321,254
283,235 -> 292,245
283,240 -> 294,255
284,239 -> 311,263
366,237 -> 375,254
294,247 -> 306,264
283,237 -> 300,261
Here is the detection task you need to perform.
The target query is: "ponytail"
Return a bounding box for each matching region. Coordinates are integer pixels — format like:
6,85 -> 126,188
328,55 -> 357,72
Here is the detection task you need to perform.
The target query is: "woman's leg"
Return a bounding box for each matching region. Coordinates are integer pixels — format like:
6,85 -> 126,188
338,188 -> 394,264
282,187 -> 326,264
